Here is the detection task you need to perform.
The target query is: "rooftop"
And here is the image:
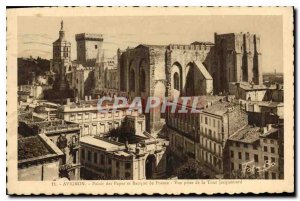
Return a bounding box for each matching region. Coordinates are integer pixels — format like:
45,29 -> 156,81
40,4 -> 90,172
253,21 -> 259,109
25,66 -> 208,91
18,134 -> 63,163
229,125 -> 261,144
260,127 -> 279,139
249,101 -> 284,108
20,119 -> 80,135
135,44 -> 167,49
18,136 -> 51,160
237,82 -> 269,91
175,95 -> 225,110
18,135 -> 64,166
80,136 -> 124,151
75,33 -> 103,41
191,41 -> 214,46
202,100 -> 237,116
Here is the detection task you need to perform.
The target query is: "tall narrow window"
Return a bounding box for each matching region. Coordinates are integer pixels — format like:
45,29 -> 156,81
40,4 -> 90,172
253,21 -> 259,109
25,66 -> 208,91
140,69 -> 146,92
173,72 -> 180,90
130,69 -> 135,92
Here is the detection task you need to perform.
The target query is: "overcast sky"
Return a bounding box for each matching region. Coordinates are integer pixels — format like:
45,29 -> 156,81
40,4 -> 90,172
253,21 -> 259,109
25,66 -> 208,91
18,16 -> 283,73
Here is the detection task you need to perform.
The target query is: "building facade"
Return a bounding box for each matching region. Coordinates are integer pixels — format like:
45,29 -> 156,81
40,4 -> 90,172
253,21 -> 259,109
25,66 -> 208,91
18,134 -> 64,181
196,101 -> 248,177
75,33 -> 103,67
118,43 -> 214,133
80,135 -> 169,180
227,125 -> 282,179
214,32 -> 263,93
94,54 -> 119,94
72,65 -> 95,100
165,96 -> 225,159
58,99 -> 145,137
18,119 -> 81,179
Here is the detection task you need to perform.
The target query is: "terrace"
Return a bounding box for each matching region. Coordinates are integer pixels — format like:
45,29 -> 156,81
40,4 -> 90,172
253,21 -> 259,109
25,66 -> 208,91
18,134 -> 63,166
20,119 -> 80,135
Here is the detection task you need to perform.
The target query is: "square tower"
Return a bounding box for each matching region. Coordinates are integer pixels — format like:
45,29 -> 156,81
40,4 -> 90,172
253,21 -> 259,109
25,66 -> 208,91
214,32 -> 263,93
75,33 -> 103,66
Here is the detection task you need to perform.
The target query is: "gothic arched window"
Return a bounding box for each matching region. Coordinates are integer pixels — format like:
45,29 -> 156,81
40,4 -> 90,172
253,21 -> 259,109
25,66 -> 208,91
130,69 -> 135,92
140,69 -> 146,92
173,72 -> 180,90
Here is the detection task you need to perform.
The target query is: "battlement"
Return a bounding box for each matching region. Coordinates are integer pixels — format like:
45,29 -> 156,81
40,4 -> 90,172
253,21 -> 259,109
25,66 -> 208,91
169,42 -> 214,51
76,66 -> 95,71
75,33 -> 103,41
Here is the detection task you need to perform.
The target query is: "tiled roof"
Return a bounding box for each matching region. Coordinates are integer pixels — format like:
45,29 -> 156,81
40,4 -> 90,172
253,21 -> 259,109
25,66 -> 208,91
260,128 -> 279,139
176,96 -> 225,110
202,101 -> 234,116
18,136 -> 52,160
229,125 -> 261,144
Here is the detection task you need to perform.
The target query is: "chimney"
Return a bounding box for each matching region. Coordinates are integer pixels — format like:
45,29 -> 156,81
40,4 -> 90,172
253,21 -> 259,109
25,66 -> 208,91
263,127 -> 267,134
89,95 -> 92,101
276,83 -> 280,90
267,124 -> 272,131
66,98 -> 71,105
85,96 -> 88,101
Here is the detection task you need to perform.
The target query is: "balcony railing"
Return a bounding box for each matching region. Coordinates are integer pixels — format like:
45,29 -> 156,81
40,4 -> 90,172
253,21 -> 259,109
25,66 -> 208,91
201,132 -> 223,144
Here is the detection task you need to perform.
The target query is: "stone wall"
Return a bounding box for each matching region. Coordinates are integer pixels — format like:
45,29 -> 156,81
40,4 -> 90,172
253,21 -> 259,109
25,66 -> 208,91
18,160 -> 60,181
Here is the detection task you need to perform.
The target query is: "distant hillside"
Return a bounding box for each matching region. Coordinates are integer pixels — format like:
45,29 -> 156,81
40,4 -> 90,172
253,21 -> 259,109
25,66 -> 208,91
18,57 -> 50,85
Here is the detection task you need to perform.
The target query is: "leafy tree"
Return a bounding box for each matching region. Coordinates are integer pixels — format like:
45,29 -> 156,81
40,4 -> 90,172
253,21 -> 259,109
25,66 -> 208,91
18,57 -> 50,85
176,158 -> 210,179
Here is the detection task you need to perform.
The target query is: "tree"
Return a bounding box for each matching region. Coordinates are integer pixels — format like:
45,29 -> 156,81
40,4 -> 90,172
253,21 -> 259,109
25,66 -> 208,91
175,158 -> 210,179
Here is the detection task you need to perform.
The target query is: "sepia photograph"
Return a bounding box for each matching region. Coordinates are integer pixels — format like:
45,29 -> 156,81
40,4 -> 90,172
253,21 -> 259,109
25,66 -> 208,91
6,7 -> 294,195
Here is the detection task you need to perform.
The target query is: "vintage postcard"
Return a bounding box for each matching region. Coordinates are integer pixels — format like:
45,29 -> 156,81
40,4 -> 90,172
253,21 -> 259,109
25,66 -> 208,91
6,7 -> 294,195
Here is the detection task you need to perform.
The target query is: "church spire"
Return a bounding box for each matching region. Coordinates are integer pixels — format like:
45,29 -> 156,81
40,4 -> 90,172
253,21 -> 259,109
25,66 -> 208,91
60,20 -> 64,31
59,20 -> 65,40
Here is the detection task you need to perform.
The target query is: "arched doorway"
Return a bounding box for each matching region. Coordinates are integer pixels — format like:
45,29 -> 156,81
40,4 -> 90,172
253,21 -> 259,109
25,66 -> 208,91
145,154 -> 156,179
173,72 -> 180,90
170,62 -> 183,98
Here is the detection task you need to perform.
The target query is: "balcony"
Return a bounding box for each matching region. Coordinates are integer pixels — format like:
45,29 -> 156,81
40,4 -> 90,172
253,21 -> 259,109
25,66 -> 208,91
201,132 -> 223,144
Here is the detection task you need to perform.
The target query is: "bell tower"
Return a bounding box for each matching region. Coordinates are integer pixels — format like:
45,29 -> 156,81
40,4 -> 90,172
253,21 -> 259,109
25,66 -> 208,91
52,21 -> 71,73
52,20 -> 72,91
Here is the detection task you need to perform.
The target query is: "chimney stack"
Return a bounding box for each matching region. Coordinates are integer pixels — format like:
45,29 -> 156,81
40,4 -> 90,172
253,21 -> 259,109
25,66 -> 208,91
267,124 -> 272,131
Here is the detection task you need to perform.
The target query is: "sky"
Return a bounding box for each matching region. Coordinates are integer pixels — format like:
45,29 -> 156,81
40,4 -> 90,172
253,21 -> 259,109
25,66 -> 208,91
17,16 -> 283,73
